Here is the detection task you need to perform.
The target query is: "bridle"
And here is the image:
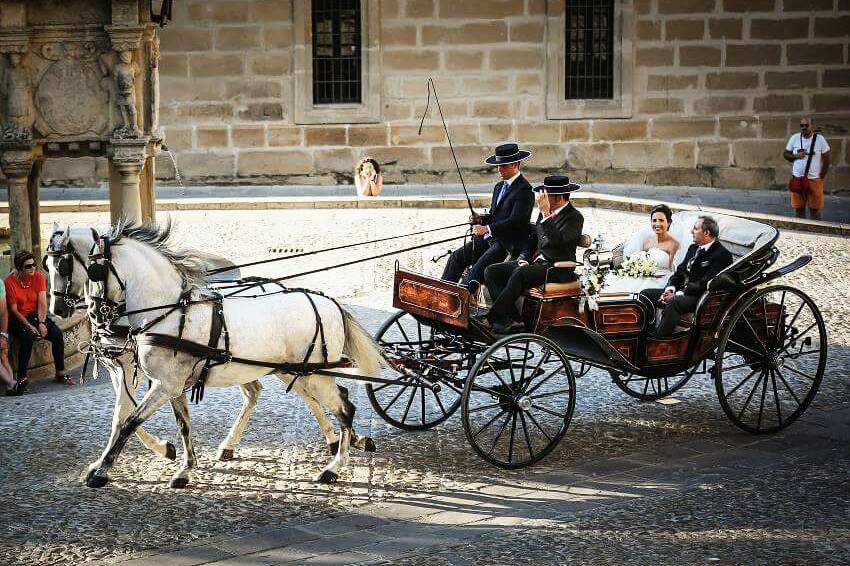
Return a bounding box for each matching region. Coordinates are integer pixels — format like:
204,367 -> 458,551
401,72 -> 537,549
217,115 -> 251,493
85,231 -> 128,331
43,233 -> 89,310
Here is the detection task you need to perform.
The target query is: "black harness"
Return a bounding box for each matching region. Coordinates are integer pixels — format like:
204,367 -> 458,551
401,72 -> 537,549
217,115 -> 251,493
43,236 -> 89,310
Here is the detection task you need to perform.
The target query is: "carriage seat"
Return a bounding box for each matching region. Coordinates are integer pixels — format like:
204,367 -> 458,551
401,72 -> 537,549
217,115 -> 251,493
525,260 -> 582,298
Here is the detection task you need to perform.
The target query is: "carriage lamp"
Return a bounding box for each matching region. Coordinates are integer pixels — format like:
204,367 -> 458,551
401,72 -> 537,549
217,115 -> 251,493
150,0 -> 174,27
593,234 -> 605,251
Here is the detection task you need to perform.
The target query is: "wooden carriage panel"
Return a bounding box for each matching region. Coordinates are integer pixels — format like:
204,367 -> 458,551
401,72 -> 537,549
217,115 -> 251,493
609,338 -> 638,364
527,296 -> 589,330
697,292 -> 733,327
594,303 -> 644,335
645,335 -> 690,364
393,270 -> 470,329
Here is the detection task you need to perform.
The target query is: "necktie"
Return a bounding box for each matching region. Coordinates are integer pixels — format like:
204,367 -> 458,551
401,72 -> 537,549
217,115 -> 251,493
496,180 -> 508,206
688,247 -> 704,271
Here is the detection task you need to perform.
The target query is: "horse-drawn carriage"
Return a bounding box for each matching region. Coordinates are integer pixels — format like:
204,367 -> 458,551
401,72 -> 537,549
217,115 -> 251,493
367,211 -> 827,469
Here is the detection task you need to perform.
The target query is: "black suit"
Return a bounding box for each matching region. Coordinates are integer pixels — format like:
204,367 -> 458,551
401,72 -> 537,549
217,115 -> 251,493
485,203 -> 584,324
641,240 -> 734,335
441,174 -> 534,286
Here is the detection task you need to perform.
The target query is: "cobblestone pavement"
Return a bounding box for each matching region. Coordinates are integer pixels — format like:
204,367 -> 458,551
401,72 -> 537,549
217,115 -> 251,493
0,208 -> 848,566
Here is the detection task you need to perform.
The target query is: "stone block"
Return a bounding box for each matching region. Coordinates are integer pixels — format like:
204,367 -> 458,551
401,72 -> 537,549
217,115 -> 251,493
363,146 -> 430,169
637,20 -> 662,41
816,115 -> 850,137
638,98 -> 685,114
160,29 -> 213,52
706,71 -> 759,90
305,127 -> 348,146
216,26 -> 263,50
42,157 -> 97,184
612,142 -> 670,168
516,123 -> 561,143
823,69 -> 850,88
732,140 -> 786,168
750,18 -> 809,40
527,0 -> 546,15
591,120 -> 649,142
760,118 -> 790,139
197,128 -> 229,148
697,141 -> 731,166
646,74 -> 699,91
646,167 -> 712,186
422,22 -> 508,45
238,102 -> 284,121
812,94 -> 850,112
479,124 -> 514,143
160,78 -> 226,102
711,167 -> 775,190
431,144 -> 487,170
567,143 -> 613,169
708,18 -> 743,39
225,79 -> 283,100
237,150 -> 313,176
176,102 -> 235,121
722,0 -> 776,12
406,0 -> 435,17
248,51 -> 290,75
390,125 -> 445,145
693,96 -> 746,114
268,126 -> 303,147
178,151 -> 237,178
815,16 -> 850,37
263,25 -> 292,49
652,118 -> 716,139
190,54 -> 244,78
383,25 -> 417,46
349,126 -> 389,146
444,50 -> 484,70
383,49 -> 440,70
560,122 -> 591,141
671,141 -> 696,167
160,54 -> 189,77
526,144 -> 567,168
189,1 -> 251,23
460,77 -> 510,96
664,19 -> 705,40
447,123 -> 479,144
472,100 -> 512,118
232,127 -> 266,148
726,45 -> 781,66
510,21 -> 544,42
248,0 -> 291,21
382,0 -> 402,18
658,0 -> 715,13
162,127 -> 193,150
489,48 -> 544,70
587,169 -> 647,185
678,46 -> 721,67
788,44 -> 845,65
438,0 -> 521,18
636,47 -> 674,66
785,0 -> 833,9
764,70 -> 817,90
382,101 -> 415,121
719,117 -> 759,139
753,94 -> 804,113
515,72 -> 544,95
314,148 -> 356,172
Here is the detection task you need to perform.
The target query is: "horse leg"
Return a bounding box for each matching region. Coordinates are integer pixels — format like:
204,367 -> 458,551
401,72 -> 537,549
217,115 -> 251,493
85,381 -> 174,488
168,394 -> 196,488
337,385 -> 376,453
305,376 -> 356,484
216,380 -> 262,461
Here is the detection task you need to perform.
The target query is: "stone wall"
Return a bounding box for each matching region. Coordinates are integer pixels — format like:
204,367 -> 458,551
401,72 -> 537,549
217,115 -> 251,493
26,0 -> 850,192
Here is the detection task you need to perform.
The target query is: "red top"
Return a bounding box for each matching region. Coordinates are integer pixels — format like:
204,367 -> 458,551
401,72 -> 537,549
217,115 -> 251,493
5,271 -> 46,318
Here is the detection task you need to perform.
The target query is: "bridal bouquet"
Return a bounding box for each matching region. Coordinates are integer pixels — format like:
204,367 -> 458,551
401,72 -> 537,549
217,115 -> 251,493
580,264 -> 610,310
616,251 -> 658,278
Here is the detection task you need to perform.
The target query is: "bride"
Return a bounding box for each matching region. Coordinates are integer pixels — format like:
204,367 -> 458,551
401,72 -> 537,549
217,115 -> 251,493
604,204 -> 680,294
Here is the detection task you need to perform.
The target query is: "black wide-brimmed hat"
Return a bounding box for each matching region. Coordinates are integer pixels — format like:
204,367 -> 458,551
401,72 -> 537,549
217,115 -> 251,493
532,175 -> 582,194
485,143 -> 532,166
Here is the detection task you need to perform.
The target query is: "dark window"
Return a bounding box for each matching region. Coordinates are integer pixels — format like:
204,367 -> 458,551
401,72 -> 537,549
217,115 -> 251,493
312,0 -> 362,105
565,0 -> 614,100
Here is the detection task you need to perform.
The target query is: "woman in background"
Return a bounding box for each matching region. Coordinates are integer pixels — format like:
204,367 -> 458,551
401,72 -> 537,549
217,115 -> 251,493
354,157 -> 383,197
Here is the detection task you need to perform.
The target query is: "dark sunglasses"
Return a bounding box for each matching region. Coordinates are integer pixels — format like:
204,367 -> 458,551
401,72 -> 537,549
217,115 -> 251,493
800,123 -> 810,128
22,263 -> 36,269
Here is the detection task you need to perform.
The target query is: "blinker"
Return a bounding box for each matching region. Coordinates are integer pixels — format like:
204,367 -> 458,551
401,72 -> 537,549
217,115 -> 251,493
87,262 -> 108,282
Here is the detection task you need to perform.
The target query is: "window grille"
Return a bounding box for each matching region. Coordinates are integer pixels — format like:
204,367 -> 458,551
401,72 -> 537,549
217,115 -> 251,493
312,0 -> 362,105
565,0 -> 614,100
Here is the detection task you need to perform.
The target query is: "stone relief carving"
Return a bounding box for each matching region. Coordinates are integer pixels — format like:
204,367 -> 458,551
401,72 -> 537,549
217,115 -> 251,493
1,52 -> 33,143
110,49 -> 140,138
34,42 -> 109,137
26,0 -> 109,26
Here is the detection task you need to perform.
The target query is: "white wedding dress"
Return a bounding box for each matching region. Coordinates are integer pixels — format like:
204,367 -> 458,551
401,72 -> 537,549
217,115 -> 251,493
603,247 -> 673,294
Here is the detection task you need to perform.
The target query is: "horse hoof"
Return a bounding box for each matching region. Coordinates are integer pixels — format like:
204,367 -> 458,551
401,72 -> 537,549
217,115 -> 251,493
362,437 -> 377,452
217,448 -> 234,461
86,474 -> 109,489
169,477 -> 189,489
327,441 -> 339,455
165,442 -> 177,461
315,470 -> 339,484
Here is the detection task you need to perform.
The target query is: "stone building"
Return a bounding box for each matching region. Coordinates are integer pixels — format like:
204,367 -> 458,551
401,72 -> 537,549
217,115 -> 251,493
15,0 -> 850,192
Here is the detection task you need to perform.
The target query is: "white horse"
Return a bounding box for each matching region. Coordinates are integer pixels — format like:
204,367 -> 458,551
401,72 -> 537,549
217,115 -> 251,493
81,220 -> 385,487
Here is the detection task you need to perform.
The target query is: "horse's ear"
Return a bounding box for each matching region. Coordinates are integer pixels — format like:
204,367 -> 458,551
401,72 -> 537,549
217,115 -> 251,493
90,228 -> 101,250
60,225 -> 70,246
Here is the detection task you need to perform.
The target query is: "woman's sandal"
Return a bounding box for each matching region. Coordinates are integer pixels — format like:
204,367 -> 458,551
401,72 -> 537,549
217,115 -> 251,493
5,378 -> 27,396
54,373 -> 77,385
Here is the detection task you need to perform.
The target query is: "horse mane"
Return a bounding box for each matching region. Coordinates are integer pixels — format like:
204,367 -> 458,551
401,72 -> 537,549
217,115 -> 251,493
108,218 -> 209,289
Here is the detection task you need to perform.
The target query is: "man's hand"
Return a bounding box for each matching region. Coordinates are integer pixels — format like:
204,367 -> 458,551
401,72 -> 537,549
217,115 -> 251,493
517,259 -> 529,267
536,191 -> 551,217
796,148 -> 807,159
0,335 -> 7,350
37,321 -> 47,338
660,288 -> 674,304
469,212 -> 482,225
471,225 -> 488,237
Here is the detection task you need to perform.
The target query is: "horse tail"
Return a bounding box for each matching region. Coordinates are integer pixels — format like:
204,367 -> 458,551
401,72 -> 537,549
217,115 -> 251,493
341,309 -> 386,377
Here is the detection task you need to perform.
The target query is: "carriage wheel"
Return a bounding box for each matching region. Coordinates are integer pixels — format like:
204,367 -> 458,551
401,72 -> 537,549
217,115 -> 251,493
715,285 -> 826,434
367,311 -> 470,431
462,334 -> 576,469
611,366 -> 696,401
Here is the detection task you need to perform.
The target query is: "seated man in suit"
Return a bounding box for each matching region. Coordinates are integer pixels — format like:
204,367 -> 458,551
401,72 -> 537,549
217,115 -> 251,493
442,143 -> 534,292
641,215 -> 734,336
481,176 -> 584,334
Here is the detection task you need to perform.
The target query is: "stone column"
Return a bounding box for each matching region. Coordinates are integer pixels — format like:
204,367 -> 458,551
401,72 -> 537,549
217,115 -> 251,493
109,138 -> 147,225
27,157 -> 44,258
139,155 -> 156,221
1,148 -> 34,256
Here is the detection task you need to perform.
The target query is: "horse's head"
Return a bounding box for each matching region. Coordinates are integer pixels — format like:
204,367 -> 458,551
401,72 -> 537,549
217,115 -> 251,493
44,223 -> 90,318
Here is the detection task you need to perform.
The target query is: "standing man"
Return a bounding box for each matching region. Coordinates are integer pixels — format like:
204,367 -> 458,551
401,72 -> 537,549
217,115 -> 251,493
441,143 -> 534,291
783,116 -> 830,220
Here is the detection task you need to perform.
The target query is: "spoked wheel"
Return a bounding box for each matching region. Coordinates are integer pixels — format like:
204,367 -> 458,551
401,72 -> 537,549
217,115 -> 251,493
367,311 -> 474,430
715,286 -> 826,434
462,334 -> 576,469
611,365 -> 697,401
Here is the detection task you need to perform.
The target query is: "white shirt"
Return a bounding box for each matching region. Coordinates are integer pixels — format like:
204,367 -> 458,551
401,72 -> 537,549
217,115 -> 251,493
786,132 -> 830,179
540,202 -> 569,223
486,171 -> 523,236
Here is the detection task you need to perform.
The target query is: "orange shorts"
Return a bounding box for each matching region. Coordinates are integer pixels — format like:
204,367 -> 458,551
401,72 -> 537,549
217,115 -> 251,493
790,177 -> 824,210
